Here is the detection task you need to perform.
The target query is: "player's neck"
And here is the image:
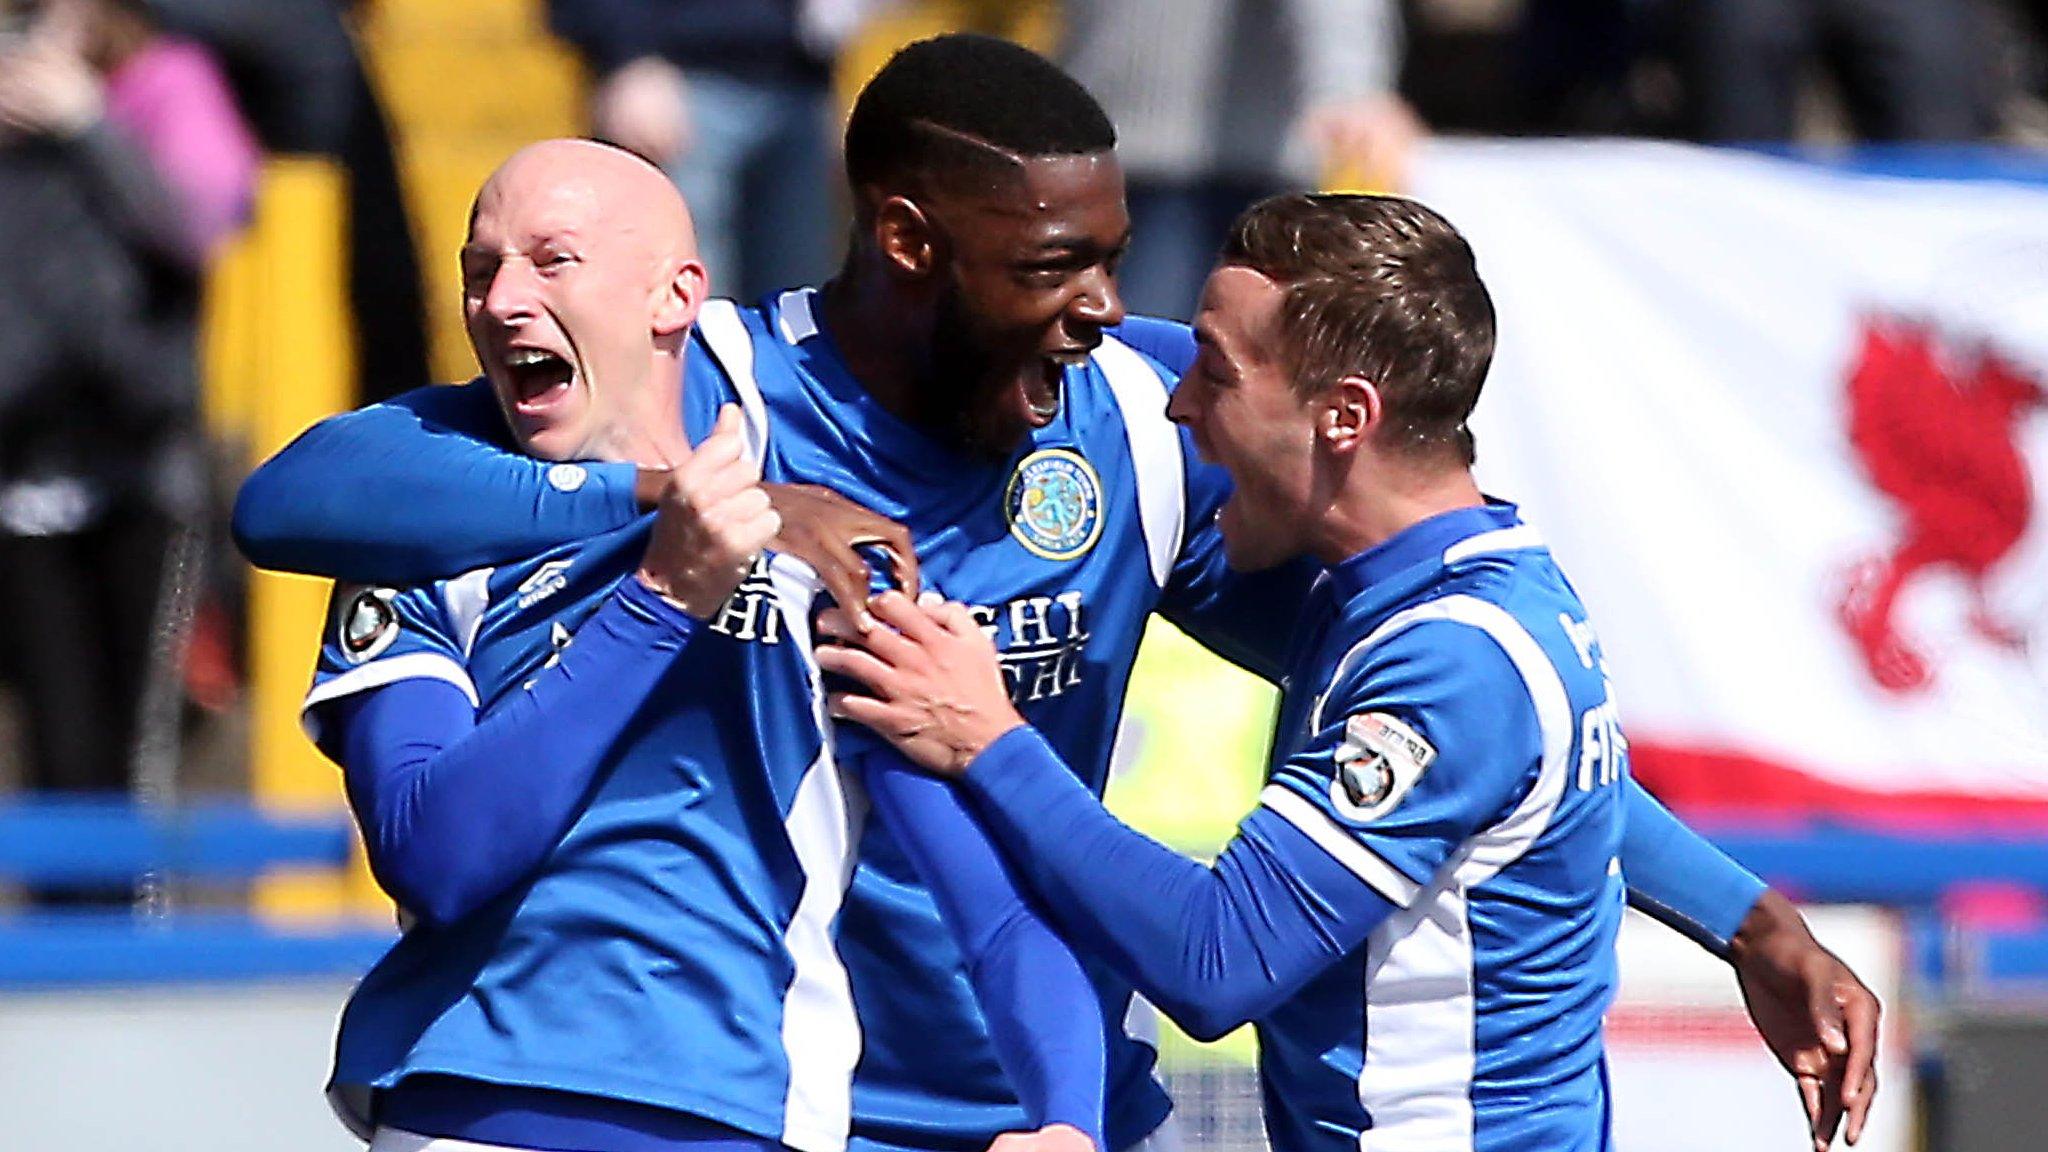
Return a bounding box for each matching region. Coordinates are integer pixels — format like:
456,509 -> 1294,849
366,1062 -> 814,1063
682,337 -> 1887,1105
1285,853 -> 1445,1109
815,268 -> 934,422
1312,464 -> 1485,565
603,370 -> 693,471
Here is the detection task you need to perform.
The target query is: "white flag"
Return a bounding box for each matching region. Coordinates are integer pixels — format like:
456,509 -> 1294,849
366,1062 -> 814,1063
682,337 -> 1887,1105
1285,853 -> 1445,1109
1416,141 -> 2048,825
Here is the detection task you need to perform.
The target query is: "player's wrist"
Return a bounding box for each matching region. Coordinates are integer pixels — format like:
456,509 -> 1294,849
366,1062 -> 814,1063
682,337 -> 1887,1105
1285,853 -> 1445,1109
952,715 -> 1027,775
633,467 -> 670,510
615,573 -> 704,637
1728,888 -> 1804,966
634,566 -> 725,620
957,720 -> 1039,783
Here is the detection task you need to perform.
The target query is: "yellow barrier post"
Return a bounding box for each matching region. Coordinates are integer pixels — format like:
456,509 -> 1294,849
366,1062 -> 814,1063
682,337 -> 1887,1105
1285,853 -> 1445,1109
230,158 -> 384,920
1104,619 -> 1277,1066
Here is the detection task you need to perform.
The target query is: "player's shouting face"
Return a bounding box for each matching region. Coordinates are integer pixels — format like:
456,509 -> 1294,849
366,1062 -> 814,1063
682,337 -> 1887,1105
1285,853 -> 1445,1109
1173,265 -> 1323,572
878,150 -> 1130,458
461,141 -> 707,463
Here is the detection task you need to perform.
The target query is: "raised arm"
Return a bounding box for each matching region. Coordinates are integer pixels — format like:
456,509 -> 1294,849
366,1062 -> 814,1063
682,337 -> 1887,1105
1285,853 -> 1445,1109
234,379 -> 924,615
233,380 -> 643,583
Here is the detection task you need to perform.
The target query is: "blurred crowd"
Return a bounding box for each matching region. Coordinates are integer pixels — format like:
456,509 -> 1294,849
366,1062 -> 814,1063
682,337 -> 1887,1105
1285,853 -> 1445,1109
0,0 -> 2043,868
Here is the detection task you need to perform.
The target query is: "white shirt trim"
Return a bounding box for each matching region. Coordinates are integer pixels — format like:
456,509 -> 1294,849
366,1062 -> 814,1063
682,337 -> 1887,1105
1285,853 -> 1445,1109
1260,783 -> 1423,906
1095,336 -> 1185,590
443,567 -> 494,659
1313,592 -> 1576,1152
694,298 -> 771,464
766,554 -> 864,1152
778,288 -> 821,344
299,652 -> 479,743
1441,523 -> 1544,566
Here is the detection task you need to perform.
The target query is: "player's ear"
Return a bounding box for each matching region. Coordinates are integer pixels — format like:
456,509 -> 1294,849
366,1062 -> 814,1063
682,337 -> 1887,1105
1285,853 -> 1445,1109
652,257 -> 708,338
874,195 -> 940,280
1320,375 -> 1380,454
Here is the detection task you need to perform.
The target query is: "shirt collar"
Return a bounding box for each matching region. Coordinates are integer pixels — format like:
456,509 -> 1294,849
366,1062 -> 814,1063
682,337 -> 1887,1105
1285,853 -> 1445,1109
1325,500 -> 1525,603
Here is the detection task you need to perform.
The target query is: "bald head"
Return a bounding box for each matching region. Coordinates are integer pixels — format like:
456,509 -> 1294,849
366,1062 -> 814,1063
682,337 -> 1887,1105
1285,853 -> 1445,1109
472,138 -> 698,272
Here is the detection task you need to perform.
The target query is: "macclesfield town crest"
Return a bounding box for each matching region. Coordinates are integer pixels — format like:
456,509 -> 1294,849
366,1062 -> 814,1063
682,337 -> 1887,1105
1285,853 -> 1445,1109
1005,448 -> 1104,561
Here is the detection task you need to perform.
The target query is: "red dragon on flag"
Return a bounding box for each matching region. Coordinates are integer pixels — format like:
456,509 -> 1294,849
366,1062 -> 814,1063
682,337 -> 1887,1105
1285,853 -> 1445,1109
1837,315 -> 2047,692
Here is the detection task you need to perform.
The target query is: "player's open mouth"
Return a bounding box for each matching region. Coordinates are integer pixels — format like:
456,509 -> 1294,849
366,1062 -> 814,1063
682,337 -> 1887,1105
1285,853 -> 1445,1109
1025,354 -> 1078,425
506,348 -> 575,412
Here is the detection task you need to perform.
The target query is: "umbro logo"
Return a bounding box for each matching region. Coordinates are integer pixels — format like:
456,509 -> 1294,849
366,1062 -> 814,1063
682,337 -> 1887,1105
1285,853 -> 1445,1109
517,559 -> 574,609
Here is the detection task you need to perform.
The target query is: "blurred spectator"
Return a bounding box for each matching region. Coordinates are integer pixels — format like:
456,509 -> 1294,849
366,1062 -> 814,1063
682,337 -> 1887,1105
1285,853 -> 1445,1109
1668,0 -> 1996,142
1513,0 -> 1663,137
151,0 -> 432,402
0,0 -> 256,894
1508,0 -> 2000,143
1061,0 -> 1419,319
549,0 -> 842,302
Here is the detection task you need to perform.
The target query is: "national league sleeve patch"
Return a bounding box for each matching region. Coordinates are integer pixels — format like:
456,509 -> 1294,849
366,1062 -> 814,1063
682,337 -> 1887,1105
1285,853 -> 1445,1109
1329,712 -> 1437,824
335,584 -> 401,665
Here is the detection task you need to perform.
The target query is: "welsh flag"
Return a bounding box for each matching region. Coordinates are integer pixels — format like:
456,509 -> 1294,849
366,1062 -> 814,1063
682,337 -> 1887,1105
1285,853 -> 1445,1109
1415,141 -> 2048,828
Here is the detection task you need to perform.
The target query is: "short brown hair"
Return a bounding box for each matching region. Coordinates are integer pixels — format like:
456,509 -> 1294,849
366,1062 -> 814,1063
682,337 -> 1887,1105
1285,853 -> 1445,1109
1219,193 -> 1495,464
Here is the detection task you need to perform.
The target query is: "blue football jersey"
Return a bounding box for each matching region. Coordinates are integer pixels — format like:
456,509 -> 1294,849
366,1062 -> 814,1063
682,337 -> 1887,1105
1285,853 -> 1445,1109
302,520 -> 866,1152
679,292 -> 1289,1152
1253,504 -> 1627,1152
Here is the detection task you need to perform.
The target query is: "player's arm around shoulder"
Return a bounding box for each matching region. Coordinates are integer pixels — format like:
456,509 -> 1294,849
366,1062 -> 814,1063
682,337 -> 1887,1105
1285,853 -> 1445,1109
234,379 -> 645,582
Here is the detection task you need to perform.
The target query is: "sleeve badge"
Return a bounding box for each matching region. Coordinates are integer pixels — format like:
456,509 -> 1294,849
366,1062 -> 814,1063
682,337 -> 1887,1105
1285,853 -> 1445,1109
335,585 -> 401,665
1330,712 -> 1437,824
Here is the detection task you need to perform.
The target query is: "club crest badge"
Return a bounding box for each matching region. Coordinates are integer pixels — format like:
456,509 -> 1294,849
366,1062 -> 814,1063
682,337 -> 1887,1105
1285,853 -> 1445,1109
1005,448 -> 1104,561
1330,712 -> 1437,823
336,585 -> 400,665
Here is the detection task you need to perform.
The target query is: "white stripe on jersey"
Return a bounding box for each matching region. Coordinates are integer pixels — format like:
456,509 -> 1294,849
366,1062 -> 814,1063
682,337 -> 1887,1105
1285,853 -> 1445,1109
695,299 -> 772,463
1441,524 -> 1544,565
443,567 -> 495,659
1307,594 -> 1574,1152
1259,783 -> 1422,906
300,652 -> 480,743
1095,336 -> 1186,590
1360,885 -> 1478,1152
778,288 -> 822,344
765,554 -> 866,1152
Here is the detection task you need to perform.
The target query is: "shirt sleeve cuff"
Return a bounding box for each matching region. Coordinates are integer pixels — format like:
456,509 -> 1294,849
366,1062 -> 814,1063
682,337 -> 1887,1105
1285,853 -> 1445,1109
591,462 -> 644,521
962,725 -> 1074,813
611,574 -> 702,643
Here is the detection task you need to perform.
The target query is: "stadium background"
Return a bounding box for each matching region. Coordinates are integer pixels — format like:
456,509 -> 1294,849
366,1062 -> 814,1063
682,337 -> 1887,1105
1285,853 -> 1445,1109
2,0 -> 2046,1148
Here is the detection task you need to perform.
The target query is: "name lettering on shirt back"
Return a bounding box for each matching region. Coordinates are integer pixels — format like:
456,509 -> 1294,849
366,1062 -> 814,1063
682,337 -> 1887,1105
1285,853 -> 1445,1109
1559,610 -> 1628,792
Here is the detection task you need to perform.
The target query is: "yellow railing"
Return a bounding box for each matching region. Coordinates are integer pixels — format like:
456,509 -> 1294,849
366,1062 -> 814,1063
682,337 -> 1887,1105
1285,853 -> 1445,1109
202,157 -> 385,918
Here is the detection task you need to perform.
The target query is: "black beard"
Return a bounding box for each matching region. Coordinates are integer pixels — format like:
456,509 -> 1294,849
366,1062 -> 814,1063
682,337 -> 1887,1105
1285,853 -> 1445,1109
921,289 -> 1016,460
